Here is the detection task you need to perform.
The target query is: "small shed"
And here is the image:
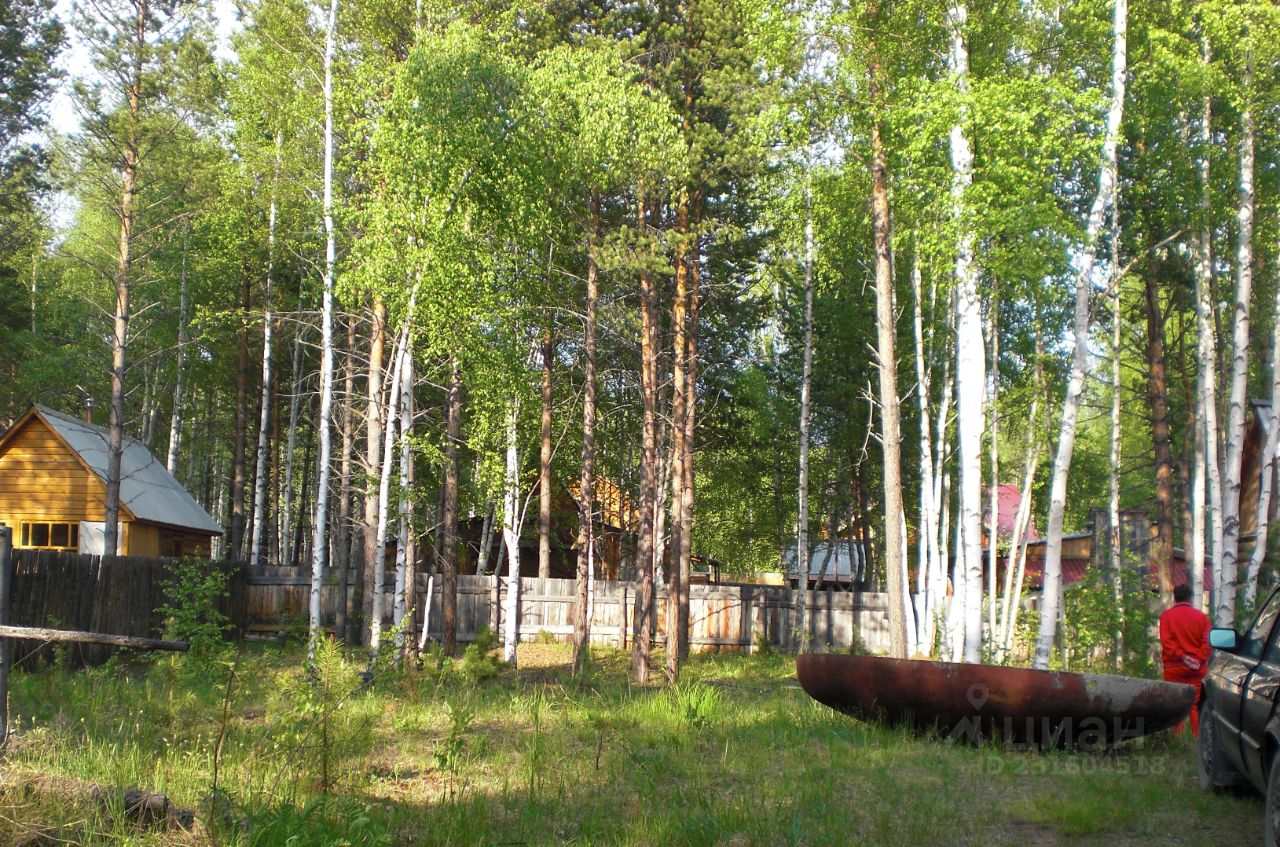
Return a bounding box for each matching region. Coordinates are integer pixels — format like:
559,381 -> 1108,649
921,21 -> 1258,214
0,405 -> 221,556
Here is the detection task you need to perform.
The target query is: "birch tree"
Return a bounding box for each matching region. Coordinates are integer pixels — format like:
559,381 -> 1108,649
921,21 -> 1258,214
1034,0 -> 1127,670
309,0 -> 339,654
945,0 -> 986,665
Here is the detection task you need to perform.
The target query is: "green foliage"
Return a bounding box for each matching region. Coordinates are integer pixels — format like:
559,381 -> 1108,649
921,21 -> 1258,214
460,626 -> 505,684
1063,558 -> 1160,677
157,557 -> 232,659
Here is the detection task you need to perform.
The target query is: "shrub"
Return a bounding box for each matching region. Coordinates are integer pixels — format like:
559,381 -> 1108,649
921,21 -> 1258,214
460,626 -> 505,684
157,557 -> 232,659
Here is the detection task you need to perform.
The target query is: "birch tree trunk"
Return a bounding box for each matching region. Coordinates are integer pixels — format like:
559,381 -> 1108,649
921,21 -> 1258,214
441,361 -> 462,653
986,293 -> 999,645
998,349 -> 1043,653
1219,51 -> 1254,628
370,325 -> 408,654
166,224 -> 189,477
572,196 -> 599,676
309,0 -> 339,656
1034,0 -> 1127,670
795,181 -> 816,655
394,342 -> 414,651
360,297 -> 386,644
911,251 -> 940,653
1245,241 -> 1280,608
250,131 -> 282,568
281,334 -> 302,568
228,275 -> 251,560
1109,205 -> 1124,661
946,0 -> 986,664
538,317 -> 553,580
1194,56 -> 1223,615
501,399 -> 523,666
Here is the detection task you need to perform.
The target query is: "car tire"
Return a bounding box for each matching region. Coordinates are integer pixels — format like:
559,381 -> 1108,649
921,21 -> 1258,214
1199,702 -> 1244,791
1266,754 -> 1280,847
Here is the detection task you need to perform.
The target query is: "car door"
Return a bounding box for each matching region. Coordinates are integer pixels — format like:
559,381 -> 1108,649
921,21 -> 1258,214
1242,594 -> 1280,785
1212,590 -> 1280,780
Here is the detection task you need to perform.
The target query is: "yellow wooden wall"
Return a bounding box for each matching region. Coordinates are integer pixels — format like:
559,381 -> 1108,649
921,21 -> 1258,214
0,416 -> 148,554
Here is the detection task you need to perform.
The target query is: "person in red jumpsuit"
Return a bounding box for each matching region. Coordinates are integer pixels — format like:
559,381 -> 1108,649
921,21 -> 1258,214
1160,583 -> 1211,735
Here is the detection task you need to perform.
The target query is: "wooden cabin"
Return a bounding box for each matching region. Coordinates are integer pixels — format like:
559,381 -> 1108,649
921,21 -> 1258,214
0,405 -> 221,556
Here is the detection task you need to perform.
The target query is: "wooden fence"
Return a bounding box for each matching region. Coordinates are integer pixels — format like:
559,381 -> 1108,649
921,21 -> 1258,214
245,569 -> 891,654
9,550 -> 247,667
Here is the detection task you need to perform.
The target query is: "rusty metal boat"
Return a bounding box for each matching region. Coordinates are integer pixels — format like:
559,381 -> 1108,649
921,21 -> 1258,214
796,653 -> 1195,748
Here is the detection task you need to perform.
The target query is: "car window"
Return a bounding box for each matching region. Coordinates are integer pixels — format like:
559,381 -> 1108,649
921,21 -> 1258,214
1241,592 -> 1280,661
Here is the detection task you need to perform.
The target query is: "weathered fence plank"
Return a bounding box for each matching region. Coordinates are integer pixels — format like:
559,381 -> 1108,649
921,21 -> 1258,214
243,569 -> 891,654
8,550 -> 245,668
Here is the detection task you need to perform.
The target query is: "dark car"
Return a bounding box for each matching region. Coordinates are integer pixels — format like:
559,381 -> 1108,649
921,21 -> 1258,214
1199,585 -> 1280,844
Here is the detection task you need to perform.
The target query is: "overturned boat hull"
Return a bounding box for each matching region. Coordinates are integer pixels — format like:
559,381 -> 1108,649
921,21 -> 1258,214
796,653 -> 1195,748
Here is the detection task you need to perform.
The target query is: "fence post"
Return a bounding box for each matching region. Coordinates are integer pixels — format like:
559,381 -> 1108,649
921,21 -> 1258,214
0,524 -> 12,748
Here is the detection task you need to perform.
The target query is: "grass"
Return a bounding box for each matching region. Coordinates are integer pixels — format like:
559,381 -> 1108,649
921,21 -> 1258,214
0,641 -> 1262,846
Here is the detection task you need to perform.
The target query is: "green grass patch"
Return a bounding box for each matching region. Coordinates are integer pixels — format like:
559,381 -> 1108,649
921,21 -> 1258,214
0,643 -> 1260,846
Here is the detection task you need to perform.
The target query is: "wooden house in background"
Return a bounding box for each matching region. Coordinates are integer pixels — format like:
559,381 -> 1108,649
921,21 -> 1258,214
0,405 -> 221,556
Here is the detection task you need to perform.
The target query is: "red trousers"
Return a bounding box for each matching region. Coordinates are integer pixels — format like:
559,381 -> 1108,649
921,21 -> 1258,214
1164,665 -> 1204,736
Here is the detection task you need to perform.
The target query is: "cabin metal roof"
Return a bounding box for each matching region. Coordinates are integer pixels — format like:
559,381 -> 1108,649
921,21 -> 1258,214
31,406 -> 222,535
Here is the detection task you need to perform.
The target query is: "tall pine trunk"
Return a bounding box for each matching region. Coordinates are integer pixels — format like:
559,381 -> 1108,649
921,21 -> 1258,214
360,297 -> 387,644
103,0 -> 147,558
632,193 -> 658,682
336,316 -> 356,640
867,20 -> 911,658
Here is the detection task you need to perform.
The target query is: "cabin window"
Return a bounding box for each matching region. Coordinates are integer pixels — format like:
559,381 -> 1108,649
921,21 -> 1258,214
19,521 -> 80,551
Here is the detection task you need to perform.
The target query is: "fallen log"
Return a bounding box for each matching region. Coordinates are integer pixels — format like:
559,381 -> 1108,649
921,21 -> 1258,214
0,625 -> 188,652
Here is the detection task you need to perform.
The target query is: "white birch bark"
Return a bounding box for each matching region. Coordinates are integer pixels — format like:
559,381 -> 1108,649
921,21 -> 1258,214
371,325 -> 408,653
1194,61 -> 1224,615
166,225 -> 189,476
477,503 -> 495,574
1033,0 -> 1127,669
1219,52 -> 1254,628
930,332 -> 954,650
250,132 -> 282,568
281,334 -> 303,566
1245,241 -> 1280,608
393,342 -> 414,645
986,299 -> 999,644
502,400 -> 523,665
795,181 -> 816,653
1108,200 -> 1124,661
997,405 -> 1041,653
912,251 -> 940,652
947,0 -> 986,665
309,0 -> 338,656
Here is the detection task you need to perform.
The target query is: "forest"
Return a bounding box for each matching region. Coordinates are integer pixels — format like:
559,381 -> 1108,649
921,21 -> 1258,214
3,0 -> 1280,677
